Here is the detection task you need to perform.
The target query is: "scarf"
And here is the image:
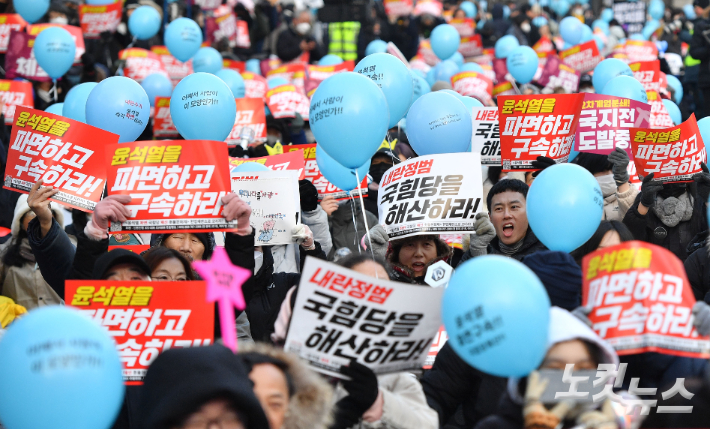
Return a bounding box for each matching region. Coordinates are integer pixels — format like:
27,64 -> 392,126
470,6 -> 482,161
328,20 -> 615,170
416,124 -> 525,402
652,192 -> 694,227
499,238 -> 524,256
19,238 -> 35,263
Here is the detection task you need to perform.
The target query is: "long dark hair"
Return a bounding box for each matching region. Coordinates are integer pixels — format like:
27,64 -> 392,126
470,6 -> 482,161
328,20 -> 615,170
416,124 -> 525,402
572,220 -> 634,264
142,247 -> 195,280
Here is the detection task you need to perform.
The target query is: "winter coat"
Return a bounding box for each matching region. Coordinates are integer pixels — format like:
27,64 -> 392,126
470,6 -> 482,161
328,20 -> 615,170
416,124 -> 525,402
276,26 -> 323,62
267,207 -> 333,275
461,228 -> 547,263
603,186 -> 639,221
689,17 -> 710,88
385,235 -> 453,284
304,205 -> 333,257
26,218 -> 76,299
684,239 -> 710,302
328,199 -> 379,258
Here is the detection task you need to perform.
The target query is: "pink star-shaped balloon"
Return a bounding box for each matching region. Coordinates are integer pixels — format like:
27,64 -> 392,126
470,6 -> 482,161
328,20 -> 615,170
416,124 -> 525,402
193,247 -> 251,352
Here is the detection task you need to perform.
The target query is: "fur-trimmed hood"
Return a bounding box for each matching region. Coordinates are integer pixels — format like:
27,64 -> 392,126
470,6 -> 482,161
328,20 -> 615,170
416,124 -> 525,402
385,235 -> 453,284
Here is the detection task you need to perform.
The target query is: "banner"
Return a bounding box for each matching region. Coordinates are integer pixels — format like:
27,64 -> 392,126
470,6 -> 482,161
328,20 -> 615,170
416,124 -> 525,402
377,153 -> 483,238
79,1 -> 122,38
151,45 -> 193,86
287,144 -> 366,199
624,40 -> 658,63
630,60 -> 661,92
236,20 -> 250,49
120,48 -> 170,82
449,18 -> 475,37
284,258 -> 444,377
629,114 -> 707,182
152,97 -> 179,139
383,0 -> 413,17
492,58 -> 509,85
27,24 -> 84,64
647,90 -> 674,129
537,56 -> 580,94
423,326 -> 448,369
471,107 -> 501,165
559,40 -> 602,73
0,80 -> 33,125
582,241 -> 709,358
107,244 -> 151,253
226,98 -> 267,146
387,42 -> 410,67
492,81 -> 516,98
67,280 -> 214,384
265,85 -> 310,120
532,36 -> 555,55
229,151 -> 305,178
206,5 -> 237,48
3,106 -> 117,211
230,170 -> 300,246
5,30 -> 50,82
0,14 -> 26,53
417,40 -> 439,66
223,59 -> 246,72
458,34 -> 483,58
266,64 -> 306,94
499,94 -> 585,171
613,0 -> 646,35
242,71 -> 268,101
574,94 -> 651,156
451,71 -> 493,103
305,62 -> 355,95
106,140 -> 237,233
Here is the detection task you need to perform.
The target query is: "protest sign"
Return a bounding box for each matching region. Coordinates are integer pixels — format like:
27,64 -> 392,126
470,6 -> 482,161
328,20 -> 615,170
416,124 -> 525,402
266,64 -> 306,93
417,40 -> 439,66
471,107 -> 501,165
492,81 -> 516,98
499,93 -> 585,171
387,42 -> 410,67
28,24 -> 84,63
582,241 -> 710,358
613,0 -> 645,34
287,143 -> 366,200
450,18 -> 475,37
0,14 -> 26,53
225,98 -> 267,146
67,280 -> 214,384
195,0 -> 222,10
266,84 -> 310,120
647,90 -> 674,129
152,45 -> 193,86
624,40 -> 658,63
79,1 -> 122,38
120,48 -> 170,83
630,60 -> 661,92
0,80 -> 33,125
559,40 -> 602,73
532,36 -> 554,55
223,59 -> 246,72
107,244 -> 151,253
4,106 -> 117,211
242,71 -> 268,101
236,20 -> 250,49
206,5 -> 238,48
574,94 -> 651,156
105,140 -> 237,233
305,62 -> 355,95
451,71 -> 493,103
423,326 -> 448,369
492,58 -> 509,85
458,34 -> 483,58
384,0 -> 413,17
377,153 -> 483,238
230,170 -> 300,246
229,151 -> 305,178
152,97 -> 179,139
537,56 -> 581,94
629,114 -> 707,182
285,258 -> 445,377
5,30 -> 50,82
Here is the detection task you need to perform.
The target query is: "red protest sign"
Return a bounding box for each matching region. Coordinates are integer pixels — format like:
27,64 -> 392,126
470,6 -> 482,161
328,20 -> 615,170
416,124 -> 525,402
417,40 -> 439,66
582,241 -> 709,358
236,20 -> 250,49
492,58 -> 508,85
4,106 -> 118,211
423,326 -> 448,369
105,140 -> 237,233
383,0 -> 413,17
499,93 -> 585,171
532,36 -> 554,55
66,280 -> 214,385
28,24 -> 84,64
305,62 -> 355,95
266,64 -> 306,94
242,71 -> 268,101
120,48 -> 170,83
5,30 -> 50,82
537,55 -> 581,93
229,150 -> 305,178
287,143 -> 366,199
206,5 -> 238,48
451,71 -> 492,103
449,18 -> 475,37
625,40 -> 658,63
151,45 -> 193,86
647,90 -> 674,129
0,80 -> 33,125
153,97 -> 179,139
492,81 -> 516,98
559,40 -> 602,73
266,85 -> 310,120
226,98 -> 267,146
0,14 -> 26,53
630,60 -> 661,92
79,1 -> 122,39
107,244 -> 151,253
458,34 -> 483,58
574,93 -> 651,156
223,59 -> 246,73
629,114 -> 707,183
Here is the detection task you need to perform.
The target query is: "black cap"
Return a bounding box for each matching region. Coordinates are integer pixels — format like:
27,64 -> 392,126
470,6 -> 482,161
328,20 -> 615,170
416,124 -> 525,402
92,248 -> 151,280
694,0 -> 709,9
580,73 -> 593,84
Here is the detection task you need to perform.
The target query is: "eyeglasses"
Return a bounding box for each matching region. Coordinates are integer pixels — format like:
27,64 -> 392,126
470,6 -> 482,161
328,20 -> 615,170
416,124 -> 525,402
151,276 -> 187,281
181,413 -> 244,429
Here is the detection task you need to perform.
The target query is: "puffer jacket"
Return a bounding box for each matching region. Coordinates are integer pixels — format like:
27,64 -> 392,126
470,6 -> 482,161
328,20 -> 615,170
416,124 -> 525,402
602,185 -> 639,221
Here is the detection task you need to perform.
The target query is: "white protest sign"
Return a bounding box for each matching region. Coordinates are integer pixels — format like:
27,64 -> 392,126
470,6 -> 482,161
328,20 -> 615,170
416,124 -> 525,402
471,107 -> 501,166
377,153 -> 483,239
284,257 -> 444,378
230,170 -> 299,246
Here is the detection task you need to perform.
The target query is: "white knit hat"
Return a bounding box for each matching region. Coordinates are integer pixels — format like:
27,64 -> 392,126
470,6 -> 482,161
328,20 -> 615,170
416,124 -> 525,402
11,194 -> 65,239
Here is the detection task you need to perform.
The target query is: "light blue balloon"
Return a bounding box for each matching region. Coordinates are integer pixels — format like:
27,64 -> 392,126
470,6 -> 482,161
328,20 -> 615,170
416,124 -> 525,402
0,306 -> 124,429
267,77 -> 289,88
495,35 -> 519,59
165,17 -> 203,62
246,59 -> 261,75
460,96 -> 484,111
580,25 -> 594,43
506,45 -> 539,84
33,27 -> 76,79
593,34 -> 605,51
528,163 -> 603,252
192,47 -> 223,74
662,99 -> 681,125
406,91 -> 472,155
310,72 -> 389,168
86,77 -> 149,143
684,4 -> 697,20
412,69 -> 426,78
602,75 -> 648,103
170,73 -> 236,141
447,52 -> 464,67
642,20 -> 660,40
141,73 -> 173,107
480,0 -> 488,11
365,39 -> 388,56
431,24 -> 461,61
601,8 -> 614,22
215,69 -> 246,98
426,67 -> 437,87
355,53 -> 414,128
411,73 -> 431,104
442,255 -> 550,378
63,82 -> 97,123
698,117 -> 710,147
629,33 -> 645,41
233,162 -> 270,172
316,145 -> 370,191
45,103 -> 64,115
592,19 -> 609,35
461,62 -> 484,73
592,58 -> 633,92
532,16 -> 548,27
555,0 -> 570,16
503,5 -> 511,18
563,42 -> 573,50
14,0 -> 49,23
666,75 -> 683,104
128,5 -> 161,40
649,0 -> 665,20
434,59 -> 460,83
560,16 -> 583,45
319,54 -> 343,66
460,1 -> 477,17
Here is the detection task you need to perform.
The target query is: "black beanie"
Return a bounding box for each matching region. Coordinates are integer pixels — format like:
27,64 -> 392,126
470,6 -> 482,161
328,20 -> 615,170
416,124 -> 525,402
522,250 -> 582,311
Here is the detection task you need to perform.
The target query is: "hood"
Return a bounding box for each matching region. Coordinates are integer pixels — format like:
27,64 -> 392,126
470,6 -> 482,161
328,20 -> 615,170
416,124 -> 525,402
385,235 -> 453,283
521,251 -> 582,312
12,194 -> 64,239
492,3 -> 505,19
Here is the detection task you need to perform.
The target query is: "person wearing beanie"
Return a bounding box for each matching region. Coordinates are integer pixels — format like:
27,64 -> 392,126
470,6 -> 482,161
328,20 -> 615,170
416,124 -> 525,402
521,250 -> 582,312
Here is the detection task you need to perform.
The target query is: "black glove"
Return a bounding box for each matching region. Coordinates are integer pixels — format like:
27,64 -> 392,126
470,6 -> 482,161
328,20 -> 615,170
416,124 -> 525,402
330,361 -> 379,429
531,156 -> 556,178
693,162 -> 710,203
640,173 -> 664,208
299,179 -> 319,212
607,148 -> 630,186
228,145 -> 246,158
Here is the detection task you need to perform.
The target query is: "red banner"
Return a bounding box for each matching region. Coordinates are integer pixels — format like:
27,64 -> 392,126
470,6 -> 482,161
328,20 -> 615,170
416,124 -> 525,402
266,85 -> 310,120
537,55 -> 581,94
79,1 -> 122,39
647,90 -> 674,129
67,280 -> 214,385
0,14 -> 26,53
451,71 -> 493,103
458,34 -> 483,58
120,48 -> 170,83
5,30 -> 50,82
236,20 -> 250,49
206,5 -> 238,48
226,98 -> 267,146
499,94 -> 585,171
582,241 -> 709,358
105,140 -> 237,233
305,61 -> 355,95
27,24 -> 84,64
4,106 -> 118,211
449,18 -> 475,37
492,58 -> 508,85
266,64 -> 306,94
625,40 -> 658,63
532,36 -> 554,55
107,244 -> 151,253
242,71 -> 268,101
383,0 -> 413,17
223,59 -> 246,73
559,40 -> 602,73
630,114 -> 707,183
229,151 -> 305,178
151,45 -> 193,87
630,60 -> 661,92
417,40 -> 439,66
492,81 -> 516,98
0,80 -> 33,125
152,97 -> 179,139
287,143 -> 366,199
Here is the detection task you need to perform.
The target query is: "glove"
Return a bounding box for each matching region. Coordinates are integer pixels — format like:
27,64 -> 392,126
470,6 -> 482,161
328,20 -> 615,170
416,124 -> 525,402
571,306 -> 593,328
470,212 -> 496,251
292,224 -> 315,249
639,173 -> 664,208
299,179 -> 319,212
366,224 -> 389,261
693,162 -> 710,203
340,361 -> 379,413
692,301 -> 710,336
607,148 -> 630,186
576,400 -> 618,429
531,156 -> 556,178
523,371 -> 574,429
222,193 -> 252,235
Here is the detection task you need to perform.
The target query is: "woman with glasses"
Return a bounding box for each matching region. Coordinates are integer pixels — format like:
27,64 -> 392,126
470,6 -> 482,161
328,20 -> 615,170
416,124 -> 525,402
143,246 -> 195,282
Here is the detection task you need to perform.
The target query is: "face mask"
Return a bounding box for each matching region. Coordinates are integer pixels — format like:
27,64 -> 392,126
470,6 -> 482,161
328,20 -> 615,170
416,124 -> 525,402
36,88 -> 52,103
596,173 -> 617,197
254,250 -> 263,274
296,22 -> 311,35
520,22 -> 531,32
369,163 -> 391,184
50,16 -> 68,25
266,135 -> 280,146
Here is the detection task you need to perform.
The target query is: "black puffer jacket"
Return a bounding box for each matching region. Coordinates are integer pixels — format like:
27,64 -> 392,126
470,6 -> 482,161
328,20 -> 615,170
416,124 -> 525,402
461,228 -> 547,264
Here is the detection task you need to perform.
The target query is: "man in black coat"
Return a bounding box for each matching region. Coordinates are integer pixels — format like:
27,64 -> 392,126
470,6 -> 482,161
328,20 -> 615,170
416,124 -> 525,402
688,0 -> 710,118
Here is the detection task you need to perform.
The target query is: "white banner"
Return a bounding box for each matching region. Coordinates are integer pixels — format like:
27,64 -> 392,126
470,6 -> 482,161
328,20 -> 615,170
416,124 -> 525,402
471,107 -> 501,166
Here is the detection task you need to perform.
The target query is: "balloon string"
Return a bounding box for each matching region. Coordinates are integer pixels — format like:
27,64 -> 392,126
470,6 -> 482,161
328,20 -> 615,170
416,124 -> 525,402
348,193 -> 360,253
127,36 -> 137,50
50,80 -> 57,102
511,80 -> 522,95
355,170 -> 375,262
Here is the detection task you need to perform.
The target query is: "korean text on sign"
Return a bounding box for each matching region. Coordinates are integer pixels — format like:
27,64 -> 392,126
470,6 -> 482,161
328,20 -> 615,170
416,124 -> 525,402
79,2 -> 122,38
266,84 -> 310,120
0,79 -> 33,124
0,14 -> 26,53
499,93 -> 585,171
106,140 -> 237,233
471,107 -> 501,166
284,258 -> 444,378
226,98 -> 267,145
287,144 -> 366,200
451,72 -> 493,103
582,241 -> 710,358
119,48 -> 170,83
152,97 -> 179,139
3,106 -> 116,211
66,280 -> 214,384
377,153 -> 483,239
630,114 -> 707,183
229,150 -> 305,179
559,40 -> 602,73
